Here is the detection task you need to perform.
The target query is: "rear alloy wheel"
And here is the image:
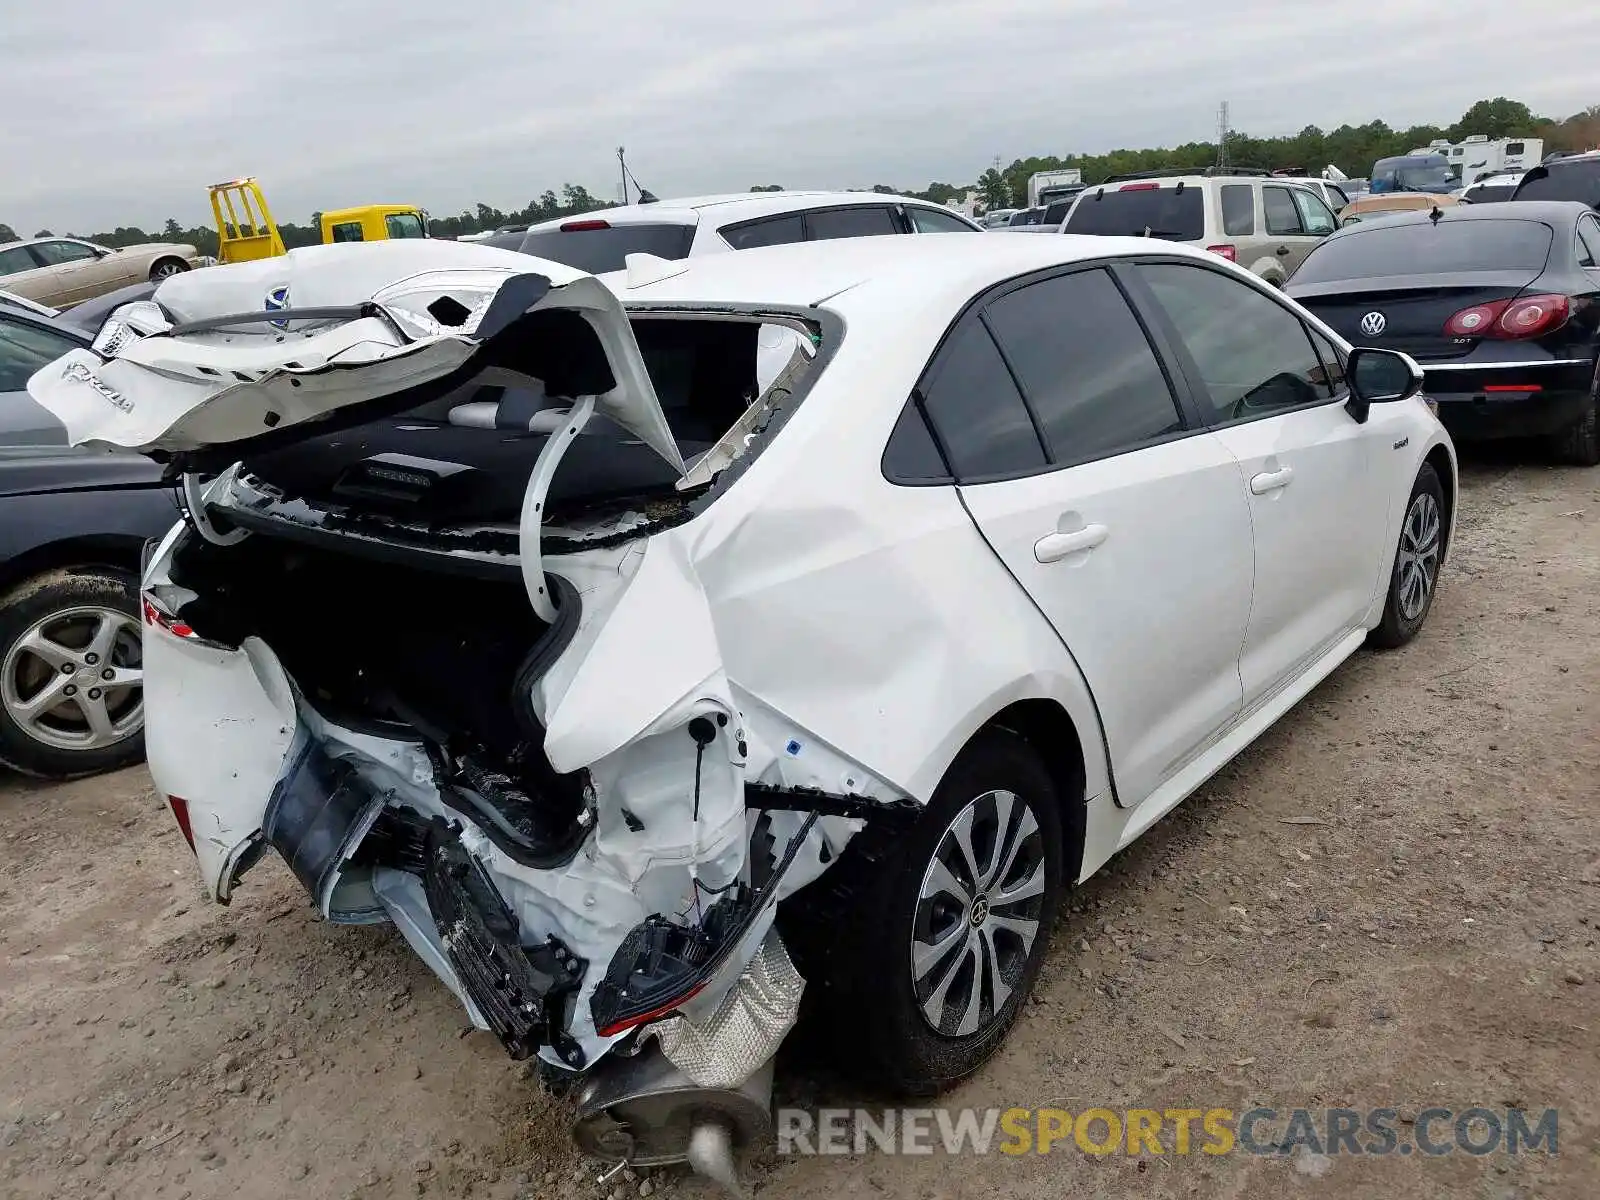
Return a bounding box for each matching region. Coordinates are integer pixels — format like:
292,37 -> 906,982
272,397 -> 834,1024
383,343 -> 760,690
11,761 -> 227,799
1369,464 -> 1444,649
794,730 -> 1064,1095
0,567 -> 144,778
911,788 -> 1049,1037
149,259 -> 188,282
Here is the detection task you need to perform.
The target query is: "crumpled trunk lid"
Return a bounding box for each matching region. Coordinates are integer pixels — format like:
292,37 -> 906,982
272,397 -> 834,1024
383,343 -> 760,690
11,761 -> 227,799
26,240 -> 685,477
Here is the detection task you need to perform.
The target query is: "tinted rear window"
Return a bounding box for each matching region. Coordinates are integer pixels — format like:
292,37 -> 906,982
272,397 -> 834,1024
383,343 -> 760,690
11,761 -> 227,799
1065,186 -> 1205,241
1292,220 -> 1553,284
515,223 -> 695,272
1513,161 -> 1600,207
1466,185 -> 1516,204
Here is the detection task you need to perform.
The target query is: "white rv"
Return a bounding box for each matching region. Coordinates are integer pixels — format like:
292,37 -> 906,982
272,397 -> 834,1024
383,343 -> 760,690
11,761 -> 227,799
1408,136 -> 1545,184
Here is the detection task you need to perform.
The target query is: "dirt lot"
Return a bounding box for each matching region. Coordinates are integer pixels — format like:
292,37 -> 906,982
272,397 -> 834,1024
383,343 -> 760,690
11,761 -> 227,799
2,456 -> 1597,1200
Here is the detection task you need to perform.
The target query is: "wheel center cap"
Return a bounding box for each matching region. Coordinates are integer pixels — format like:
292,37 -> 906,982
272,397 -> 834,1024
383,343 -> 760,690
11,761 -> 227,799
74,666 -> 99,685
969,895 -> 990,926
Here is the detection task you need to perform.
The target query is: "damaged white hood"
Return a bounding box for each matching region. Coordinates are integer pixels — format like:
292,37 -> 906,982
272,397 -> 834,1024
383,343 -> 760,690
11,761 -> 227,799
25,240 -> 685,474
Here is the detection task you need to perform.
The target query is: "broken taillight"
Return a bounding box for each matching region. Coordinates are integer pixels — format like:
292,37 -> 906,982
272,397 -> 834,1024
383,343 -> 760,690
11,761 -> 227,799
166,794 -> 197,854
142,593 -> 226,648
593,982 -> 709,1038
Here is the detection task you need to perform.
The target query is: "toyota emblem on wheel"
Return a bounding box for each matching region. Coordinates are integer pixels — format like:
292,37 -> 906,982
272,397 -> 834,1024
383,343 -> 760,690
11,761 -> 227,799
1360,310 -> 1387,337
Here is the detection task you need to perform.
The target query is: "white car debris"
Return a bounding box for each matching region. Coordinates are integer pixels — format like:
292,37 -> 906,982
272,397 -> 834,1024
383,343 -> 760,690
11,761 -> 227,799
28,235 -> 1455,1182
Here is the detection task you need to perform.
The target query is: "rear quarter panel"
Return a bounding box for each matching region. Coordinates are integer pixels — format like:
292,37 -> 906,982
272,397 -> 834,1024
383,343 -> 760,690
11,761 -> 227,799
677,291 -> 1114,809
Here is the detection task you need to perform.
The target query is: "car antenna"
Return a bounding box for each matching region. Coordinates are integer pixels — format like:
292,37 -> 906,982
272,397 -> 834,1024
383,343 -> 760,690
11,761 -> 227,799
1429,204 -> 1443,224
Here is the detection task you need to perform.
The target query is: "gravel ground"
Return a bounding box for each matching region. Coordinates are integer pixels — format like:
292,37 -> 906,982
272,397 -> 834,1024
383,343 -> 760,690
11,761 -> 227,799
2,456 -> 1596,1200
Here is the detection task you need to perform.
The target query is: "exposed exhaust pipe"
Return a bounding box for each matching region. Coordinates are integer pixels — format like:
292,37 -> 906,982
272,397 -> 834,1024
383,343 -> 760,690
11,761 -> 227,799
572,1041 -> 774,1194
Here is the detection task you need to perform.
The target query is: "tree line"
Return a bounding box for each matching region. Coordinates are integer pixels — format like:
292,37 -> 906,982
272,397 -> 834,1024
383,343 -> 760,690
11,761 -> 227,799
5,97 -> 1596,252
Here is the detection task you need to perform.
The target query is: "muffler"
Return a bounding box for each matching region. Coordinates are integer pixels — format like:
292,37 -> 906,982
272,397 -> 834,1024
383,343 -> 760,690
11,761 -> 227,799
572,928 -> 802,1192
572,1040 -> 773,1181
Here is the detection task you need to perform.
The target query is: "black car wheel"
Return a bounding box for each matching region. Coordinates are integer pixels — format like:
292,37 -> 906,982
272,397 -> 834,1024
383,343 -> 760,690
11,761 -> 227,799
788,730 -> 1064,1096
0,567 -> 145,779
148,258 -> 189,282
1548,366 -> 1599,467
1369,464 -> 1445,649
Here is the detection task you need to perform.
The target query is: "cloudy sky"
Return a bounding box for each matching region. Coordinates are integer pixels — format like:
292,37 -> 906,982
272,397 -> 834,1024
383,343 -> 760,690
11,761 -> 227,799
3,0 -> 1595,236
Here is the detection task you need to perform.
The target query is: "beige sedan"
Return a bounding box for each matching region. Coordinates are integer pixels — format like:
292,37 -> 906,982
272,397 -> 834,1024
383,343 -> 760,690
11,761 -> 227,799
0,236 -> 206,308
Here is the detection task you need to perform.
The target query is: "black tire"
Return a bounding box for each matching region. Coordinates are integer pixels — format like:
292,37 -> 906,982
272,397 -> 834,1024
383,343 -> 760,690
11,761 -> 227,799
785,729 -> 1064,1096
148,258 -> 189,282
0,566 -> 145,779
1547,372 -> 1599,466
1369,464 -> 1445,650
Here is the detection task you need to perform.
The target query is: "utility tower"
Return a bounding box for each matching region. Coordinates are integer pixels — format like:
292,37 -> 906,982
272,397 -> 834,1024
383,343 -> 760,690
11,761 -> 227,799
1216,102 -> 1230,172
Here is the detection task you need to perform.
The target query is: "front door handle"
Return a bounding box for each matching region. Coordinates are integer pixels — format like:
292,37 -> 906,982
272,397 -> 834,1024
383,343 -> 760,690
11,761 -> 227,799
1250,466 -> 1295,495
1275,245 -> 1291,256
1034,523 -> 1108,563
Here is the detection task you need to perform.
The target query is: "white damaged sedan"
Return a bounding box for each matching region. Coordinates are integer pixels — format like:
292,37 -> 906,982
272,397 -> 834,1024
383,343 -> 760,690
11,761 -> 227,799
29,235 -> 1454,1171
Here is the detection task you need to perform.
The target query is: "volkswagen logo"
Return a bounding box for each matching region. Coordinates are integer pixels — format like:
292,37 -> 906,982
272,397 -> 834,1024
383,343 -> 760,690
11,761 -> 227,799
265,285 -> 290,330
1359,310 -> 1387,337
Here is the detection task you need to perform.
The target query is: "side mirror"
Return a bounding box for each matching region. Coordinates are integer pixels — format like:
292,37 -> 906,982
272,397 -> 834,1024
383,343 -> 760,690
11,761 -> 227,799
1345,346 -> 1425,423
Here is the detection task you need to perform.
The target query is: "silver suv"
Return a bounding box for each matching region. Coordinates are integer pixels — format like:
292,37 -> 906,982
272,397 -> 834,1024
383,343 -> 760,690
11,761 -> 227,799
1063,171 -> 1339,285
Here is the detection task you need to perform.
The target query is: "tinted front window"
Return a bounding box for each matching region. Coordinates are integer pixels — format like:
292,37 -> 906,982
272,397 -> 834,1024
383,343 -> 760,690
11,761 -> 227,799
721,214 -> 805,250
805,206 -> 900,240
517,223 -> 696,272
1138,262 -> 1330,419
984,269 -> 1183,464
1065,187 -> 1205,241
918,317 -> 1046,479
1513,161 -> 1600,209
1221,185 -> 1255,236
1292,220 -> 1553,284
0,317 -> 81,391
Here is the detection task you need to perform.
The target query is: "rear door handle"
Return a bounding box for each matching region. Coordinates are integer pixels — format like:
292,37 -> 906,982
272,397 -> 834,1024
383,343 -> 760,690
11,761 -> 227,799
1034,523 -> 1108,563
1250,466 -> 1294,495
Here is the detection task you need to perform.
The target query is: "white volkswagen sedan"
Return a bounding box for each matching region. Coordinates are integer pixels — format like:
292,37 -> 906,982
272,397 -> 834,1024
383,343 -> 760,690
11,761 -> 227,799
28,235 -> 1453,1171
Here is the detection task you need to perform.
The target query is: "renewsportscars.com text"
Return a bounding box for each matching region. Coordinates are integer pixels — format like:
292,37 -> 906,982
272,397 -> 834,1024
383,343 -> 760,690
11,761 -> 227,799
777,1106 -> 1558,1158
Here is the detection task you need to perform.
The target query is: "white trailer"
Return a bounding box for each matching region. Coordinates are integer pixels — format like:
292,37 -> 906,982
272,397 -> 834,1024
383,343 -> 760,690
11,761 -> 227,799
1027,168 -> 1084,209
1407,135 -> 1545,184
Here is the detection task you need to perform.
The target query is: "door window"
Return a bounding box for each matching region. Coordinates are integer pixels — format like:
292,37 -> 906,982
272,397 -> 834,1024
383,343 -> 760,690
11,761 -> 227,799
1307,328 -> 1348,396
1577,216 -> 1600,268
29,241 -> 101,266
1262,186 -> 1305,236
720,213 -> 806,250
1290,189 -> 1337,235
0,247 -> 35,278
983,268 -> 1184,465
0,316 -> 82,391
1136,262 -> 1333,421
1220,184 -> 1256,236
907,206 -> 978,233
384,212 -> 426,239
914,316 -> 1046,480
329,222 -> 365,243
805,206 -> 901,240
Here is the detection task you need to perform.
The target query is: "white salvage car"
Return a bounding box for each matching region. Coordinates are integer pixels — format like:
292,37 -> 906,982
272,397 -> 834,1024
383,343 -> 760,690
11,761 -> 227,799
30,236 -> 1454,1172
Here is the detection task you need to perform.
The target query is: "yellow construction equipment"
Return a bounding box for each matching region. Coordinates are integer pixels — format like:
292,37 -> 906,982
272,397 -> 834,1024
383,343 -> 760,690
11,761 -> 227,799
209,179 -> 429,265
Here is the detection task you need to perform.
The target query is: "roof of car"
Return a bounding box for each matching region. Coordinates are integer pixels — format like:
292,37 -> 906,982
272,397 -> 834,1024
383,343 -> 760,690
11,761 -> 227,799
604,232 -> 1219,311
524,191 -> 968,232
1325,200 -> 1588,238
